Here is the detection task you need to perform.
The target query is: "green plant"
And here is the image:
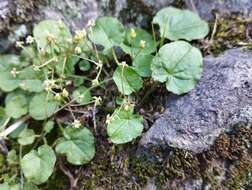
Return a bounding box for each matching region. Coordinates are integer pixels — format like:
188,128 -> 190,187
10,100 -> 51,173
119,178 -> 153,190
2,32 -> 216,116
0,6 -> 208,188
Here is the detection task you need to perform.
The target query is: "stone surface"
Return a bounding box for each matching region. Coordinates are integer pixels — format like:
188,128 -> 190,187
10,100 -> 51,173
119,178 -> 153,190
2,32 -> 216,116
139,48 -> 252,156
185,0 -> 252,20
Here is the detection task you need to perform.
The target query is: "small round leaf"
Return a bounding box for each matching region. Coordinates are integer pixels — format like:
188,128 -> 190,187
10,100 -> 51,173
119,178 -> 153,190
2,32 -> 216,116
120,28 -> 156,56
21,145 -> 56,185
107,107 -> 144,144
89,17 -> 125,51
5,92 -> 28,119
29,92 -> 58,120
153,7 -> 209,41
72,86 -> 92,105
113,65 -> 143,95
133,54 -> 154,77
55,127 -> 95,165
151,41 -> 203,94
33,20 -> 72,49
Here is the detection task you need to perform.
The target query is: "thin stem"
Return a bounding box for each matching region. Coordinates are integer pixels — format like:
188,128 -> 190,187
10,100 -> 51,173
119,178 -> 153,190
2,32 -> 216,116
151,22 -> 158,54
112,48 -> 120,65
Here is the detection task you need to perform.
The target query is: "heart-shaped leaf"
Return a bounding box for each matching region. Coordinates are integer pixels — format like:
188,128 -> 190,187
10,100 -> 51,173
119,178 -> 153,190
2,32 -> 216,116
89,17 -> 125,51
21,145 -> 56,185
133,54 -> 154,77
151,41 -> 203,94
153,7 -> 209,41
72,86 -> 92,105
0,54 -> 20,69
5,92 -> 28,119
18,127 -> 36,146
0,70 -> 20,92
29,92 -> 58,120
55,127 -> 95,165
33,20 -> 72,49
120,28 -> 156,56
107,107 -> 144,144
113,65 -> 143,95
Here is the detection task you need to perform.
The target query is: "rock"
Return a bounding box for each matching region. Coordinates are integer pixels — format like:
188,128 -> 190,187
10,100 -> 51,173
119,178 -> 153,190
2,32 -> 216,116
185,0 -> 252,20
139,48 -> 252,158
39,0 -> 99,30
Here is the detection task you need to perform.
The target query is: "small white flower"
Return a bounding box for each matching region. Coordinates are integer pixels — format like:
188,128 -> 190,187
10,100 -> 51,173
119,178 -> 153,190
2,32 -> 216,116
121,61 -> 128,67
15,41 -> 24,48
26,35 -> 34,44
73,30 -> 86,42
10,67 -> 19,78
106,114 -> 113,124
74,46 -> 82,54
72,119 -> 82,128
87,19 -> 95,28
43,79 -> 56,91
54,93 -> 62,101
62,88 -> 69,98
93,96 -> 102,106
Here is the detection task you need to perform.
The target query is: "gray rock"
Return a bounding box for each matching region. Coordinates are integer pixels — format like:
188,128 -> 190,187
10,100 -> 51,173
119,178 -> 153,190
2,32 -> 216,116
185,0 -> 252,20
40,0 -> 99,30
139,48 -> 252,157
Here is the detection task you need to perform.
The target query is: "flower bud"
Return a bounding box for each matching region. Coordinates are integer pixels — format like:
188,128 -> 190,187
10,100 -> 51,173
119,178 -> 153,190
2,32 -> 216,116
130,28 -> 137,38
139,40 -> 146,49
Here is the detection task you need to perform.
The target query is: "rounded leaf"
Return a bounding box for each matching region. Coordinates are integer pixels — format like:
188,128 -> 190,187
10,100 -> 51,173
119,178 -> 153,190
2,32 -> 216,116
120,28 -> 156,56
18,128 -> 36,146
33,20 -> 71,49
151,41 -> 203,94
107,107 -> 144,144
89,17 -> 125,51
133,54 -> 154,77
153,7 -> 209,41
113,65 -> 143,95
0,70 -> 20,92
72,86 -> 92,105
21,145 -> 56,185
55,127 -> 95,165
29,92 -> 58,120
5,92 -> 28,119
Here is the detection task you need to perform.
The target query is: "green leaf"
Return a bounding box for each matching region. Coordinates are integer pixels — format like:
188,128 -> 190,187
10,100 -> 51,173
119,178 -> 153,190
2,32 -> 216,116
55,127 -> 95,165
153,7 -> 209,41
0,70 -> 20,92
23,183 -> 39,190
0,107 -> 8,130
44,120 -> 54,134
72,86 -> 92,105
0,54 -> 20,69
18,128 -> 36,145
79,60 -> 91,71
89,17 -> 125,51
151,41 -> 203,94
33,20 -> 72,49
107,107 -> 144,144
120,28 -> 156,56
19,79 -> 43,92
55,55 -> 79,77
133,54 -> 154,77
5,92 -> 28,119
29,92 -> 58,120
21,145 -> 56,185
7,150 -> 18,165
113,65 -> 143,95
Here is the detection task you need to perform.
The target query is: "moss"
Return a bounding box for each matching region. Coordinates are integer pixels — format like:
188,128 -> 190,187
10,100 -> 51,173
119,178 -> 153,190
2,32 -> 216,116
0,0 -> 47,34
202,14 -> 250,55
